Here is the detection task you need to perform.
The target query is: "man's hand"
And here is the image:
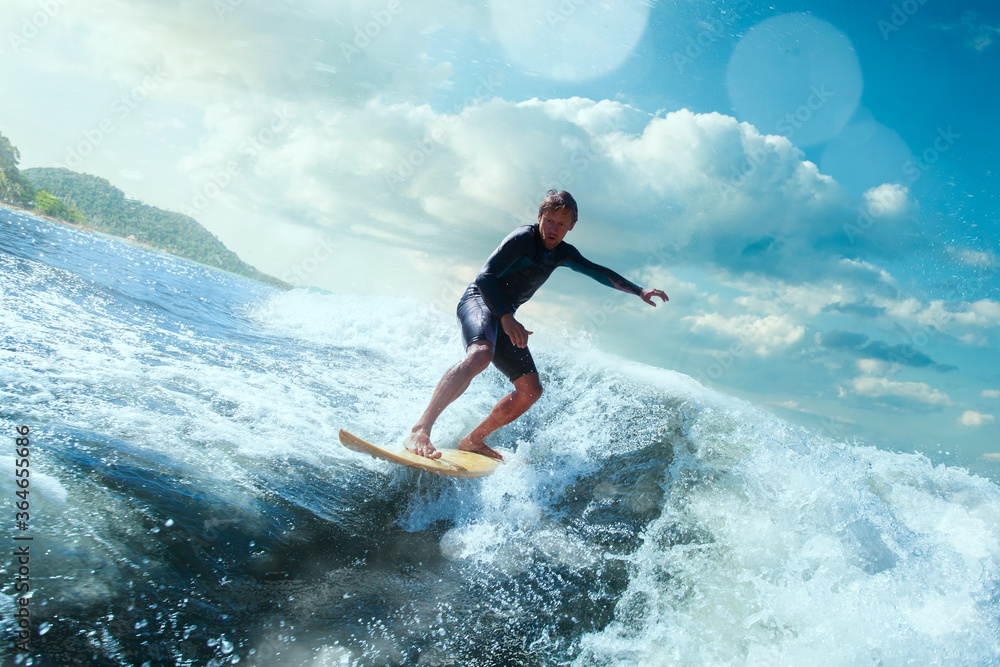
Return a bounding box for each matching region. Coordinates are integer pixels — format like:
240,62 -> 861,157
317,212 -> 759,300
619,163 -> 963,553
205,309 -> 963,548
501,313 -> 533,348
640,288 -> 668,307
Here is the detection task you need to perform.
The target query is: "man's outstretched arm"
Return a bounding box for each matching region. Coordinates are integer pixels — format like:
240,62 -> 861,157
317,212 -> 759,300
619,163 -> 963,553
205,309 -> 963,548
564,248 -> 669,305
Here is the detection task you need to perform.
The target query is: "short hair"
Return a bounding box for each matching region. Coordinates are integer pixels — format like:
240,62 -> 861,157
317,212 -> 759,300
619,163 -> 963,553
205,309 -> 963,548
538,189 -> 578,223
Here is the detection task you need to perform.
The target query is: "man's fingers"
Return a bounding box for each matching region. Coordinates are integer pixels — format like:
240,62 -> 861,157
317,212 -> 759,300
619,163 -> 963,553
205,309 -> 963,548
506,323 -> 533,348
642,289 -> 668,306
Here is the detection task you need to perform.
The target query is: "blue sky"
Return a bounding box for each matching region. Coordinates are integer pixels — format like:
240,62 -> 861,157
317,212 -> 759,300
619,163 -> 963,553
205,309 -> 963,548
1,0 -> 998,474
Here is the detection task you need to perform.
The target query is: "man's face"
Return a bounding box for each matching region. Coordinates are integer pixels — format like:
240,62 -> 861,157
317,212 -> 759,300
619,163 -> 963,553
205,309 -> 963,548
538,207 -> 575,250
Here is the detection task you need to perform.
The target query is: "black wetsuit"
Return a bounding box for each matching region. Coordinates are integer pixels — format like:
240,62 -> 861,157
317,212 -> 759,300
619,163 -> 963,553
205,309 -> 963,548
458,224 -> 642,381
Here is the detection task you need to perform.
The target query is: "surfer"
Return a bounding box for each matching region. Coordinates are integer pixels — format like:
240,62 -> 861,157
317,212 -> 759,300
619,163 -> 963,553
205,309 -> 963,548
405,190 -> 668,461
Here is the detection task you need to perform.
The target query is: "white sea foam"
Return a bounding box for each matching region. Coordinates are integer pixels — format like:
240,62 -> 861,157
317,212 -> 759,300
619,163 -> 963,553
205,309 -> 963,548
573,396 -> 1000,665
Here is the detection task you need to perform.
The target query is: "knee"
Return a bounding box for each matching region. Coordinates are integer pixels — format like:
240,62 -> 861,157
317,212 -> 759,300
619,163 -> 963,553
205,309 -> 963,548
465,343 -> 494,373
519,375 -> 543,404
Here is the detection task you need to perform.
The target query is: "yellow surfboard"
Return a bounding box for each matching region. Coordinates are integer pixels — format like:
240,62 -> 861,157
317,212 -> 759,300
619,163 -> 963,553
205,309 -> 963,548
338,429 -> 504,478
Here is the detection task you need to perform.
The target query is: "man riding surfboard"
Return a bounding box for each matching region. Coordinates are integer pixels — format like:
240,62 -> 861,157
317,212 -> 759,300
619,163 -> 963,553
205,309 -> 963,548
404,190 -> 669,460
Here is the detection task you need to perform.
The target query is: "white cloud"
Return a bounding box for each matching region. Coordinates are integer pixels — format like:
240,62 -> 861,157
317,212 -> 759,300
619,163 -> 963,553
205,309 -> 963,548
634,266 -> 701,303
162,95 -> 864,288
837,258 -> 897,286
683,312 -> 805,356
777,280 -> 858,317
850,376 -> 952,407
856,359 -> 888,375
42,0 -> 467,104
875,296 -> 1000,335
958,410 -> 995,427
863,183 -> 913,218
959,333 -> 988,345
983,389 -> 1000,399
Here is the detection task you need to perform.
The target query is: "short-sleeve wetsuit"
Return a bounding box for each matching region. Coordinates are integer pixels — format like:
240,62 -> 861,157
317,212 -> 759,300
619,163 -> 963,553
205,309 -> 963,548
457,223 -> 642,381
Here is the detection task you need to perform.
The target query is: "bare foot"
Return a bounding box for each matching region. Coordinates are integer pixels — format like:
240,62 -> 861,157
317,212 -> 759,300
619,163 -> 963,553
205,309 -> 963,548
457,435 -> 504,461
404,430 -> 441,460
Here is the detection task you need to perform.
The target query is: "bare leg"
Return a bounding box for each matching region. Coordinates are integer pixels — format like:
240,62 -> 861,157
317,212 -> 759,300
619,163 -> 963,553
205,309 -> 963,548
458,372 -> 543,461
404,342 -> 494,459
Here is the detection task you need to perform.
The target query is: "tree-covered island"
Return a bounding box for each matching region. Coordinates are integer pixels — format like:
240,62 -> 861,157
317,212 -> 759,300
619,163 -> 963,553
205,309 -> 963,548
1,130 -> 289,289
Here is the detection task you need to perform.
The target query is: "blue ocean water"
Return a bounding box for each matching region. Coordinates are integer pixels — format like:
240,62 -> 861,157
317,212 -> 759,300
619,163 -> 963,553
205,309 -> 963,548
1,206 -> 999,666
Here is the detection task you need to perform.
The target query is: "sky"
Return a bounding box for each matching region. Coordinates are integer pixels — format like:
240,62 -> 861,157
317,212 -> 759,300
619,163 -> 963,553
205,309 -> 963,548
1,0 -> 998,474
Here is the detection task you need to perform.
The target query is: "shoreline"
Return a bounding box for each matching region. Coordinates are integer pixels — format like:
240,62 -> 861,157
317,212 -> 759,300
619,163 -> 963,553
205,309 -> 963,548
1,200 -> 289,289
0,200 -> 92,232
1,200 -> 157,251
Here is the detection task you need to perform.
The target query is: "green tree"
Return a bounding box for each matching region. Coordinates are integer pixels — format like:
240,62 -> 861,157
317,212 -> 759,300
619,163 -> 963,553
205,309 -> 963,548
0,131 -> 36,205
33,189 -> 85,223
